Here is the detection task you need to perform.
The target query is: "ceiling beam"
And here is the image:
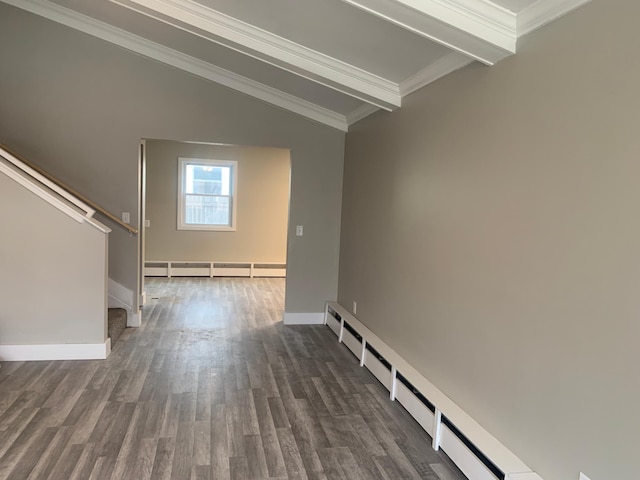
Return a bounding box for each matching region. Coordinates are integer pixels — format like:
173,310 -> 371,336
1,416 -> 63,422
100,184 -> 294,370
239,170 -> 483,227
339,0 -> 516,65
2,0 -> 350,131
114,0 -> 402,110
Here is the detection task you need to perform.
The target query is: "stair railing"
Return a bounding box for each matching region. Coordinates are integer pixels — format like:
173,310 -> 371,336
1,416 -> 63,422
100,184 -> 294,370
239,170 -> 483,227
0,144 -> 137,235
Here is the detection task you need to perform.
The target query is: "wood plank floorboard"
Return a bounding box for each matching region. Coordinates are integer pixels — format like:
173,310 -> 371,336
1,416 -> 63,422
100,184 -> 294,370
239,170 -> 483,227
0,277 -> 467,480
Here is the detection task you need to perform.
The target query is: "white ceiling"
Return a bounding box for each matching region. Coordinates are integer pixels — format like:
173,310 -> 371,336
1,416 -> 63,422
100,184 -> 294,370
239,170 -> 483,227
2,0 -> 590,131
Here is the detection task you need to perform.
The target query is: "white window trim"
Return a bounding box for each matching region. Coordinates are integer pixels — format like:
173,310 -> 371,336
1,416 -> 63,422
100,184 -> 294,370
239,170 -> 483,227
177,157 -> 238,232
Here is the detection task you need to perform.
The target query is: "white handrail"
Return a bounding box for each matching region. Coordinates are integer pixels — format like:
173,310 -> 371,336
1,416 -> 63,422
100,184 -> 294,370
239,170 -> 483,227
0,146 -> 95,218
0,152 -> 110,234
1,144 -> 137,234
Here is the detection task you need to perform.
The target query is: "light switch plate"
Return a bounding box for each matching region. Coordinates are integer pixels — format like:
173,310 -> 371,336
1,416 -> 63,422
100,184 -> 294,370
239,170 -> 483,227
122,212 -> 130,224
296,225 -> 303,236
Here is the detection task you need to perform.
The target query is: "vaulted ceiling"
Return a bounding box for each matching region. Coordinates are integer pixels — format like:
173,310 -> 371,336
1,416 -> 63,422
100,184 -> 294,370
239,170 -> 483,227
3,0 -> 590,131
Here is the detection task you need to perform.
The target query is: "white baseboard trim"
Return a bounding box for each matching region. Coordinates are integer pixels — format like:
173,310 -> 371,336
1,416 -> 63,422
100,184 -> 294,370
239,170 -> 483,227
108,278 -> 140,327
0,339 -> 111,361
108,278 -> 135,308
283,312 -> 324,325
128,310 -> 141,328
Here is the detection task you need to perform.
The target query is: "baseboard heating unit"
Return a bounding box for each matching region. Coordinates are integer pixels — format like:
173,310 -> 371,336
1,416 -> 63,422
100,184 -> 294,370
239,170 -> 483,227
145,261 -> 286,278
324,302 -> 544,480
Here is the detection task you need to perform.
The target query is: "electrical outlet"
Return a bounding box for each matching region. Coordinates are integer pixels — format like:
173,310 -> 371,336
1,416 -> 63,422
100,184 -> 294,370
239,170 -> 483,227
145,219 -> 151,228
122,212 -> 130,224
579,474 -> 591,480
353,301 -> 357,315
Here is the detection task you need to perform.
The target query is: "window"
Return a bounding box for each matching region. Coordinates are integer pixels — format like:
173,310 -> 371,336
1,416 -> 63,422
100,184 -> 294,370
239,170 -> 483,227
178,158 -> 237,231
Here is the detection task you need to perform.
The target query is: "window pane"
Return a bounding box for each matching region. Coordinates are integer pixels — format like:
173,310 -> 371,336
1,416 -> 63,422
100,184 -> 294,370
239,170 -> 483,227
185,195 -> 230,226
186,165 -> 230,195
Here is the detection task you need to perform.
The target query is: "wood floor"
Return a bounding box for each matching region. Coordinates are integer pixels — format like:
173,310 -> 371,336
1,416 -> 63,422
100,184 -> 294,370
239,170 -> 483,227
0,278 -> 466,480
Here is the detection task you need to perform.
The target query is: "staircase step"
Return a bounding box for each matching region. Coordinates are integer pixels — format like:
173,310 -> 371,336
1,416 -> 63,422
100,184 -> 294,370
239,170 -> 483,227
108,308 -> 127,347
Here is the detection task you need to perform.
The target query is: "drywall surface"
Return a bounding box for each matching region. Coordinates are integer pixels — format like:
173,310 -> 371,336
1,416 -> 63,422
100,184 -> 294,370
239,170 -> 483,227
145,141 -> 290,263
0,174 -> 107,345
0,4 -> 344,314
339,2 -> 640,479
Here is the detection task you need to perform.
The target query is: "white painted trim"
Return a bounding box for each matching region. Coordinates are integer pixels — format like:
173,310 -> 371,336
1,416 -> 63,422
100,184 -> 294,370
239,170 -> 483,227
0,145 -> 96,218
518,0 -> 592,37
0,154 -> 111,234
108,278 -> 141,327
128,310 -> 141,328
0,157 -> 86,224
119,0 -> 401,109
85,216 -> 112,234
441,424 -> 499,480
346,103 -> 380,126
177,158 -> 238,231
108,278 -> 135,309
395,380 -> 436,434
396,0 -> 517,41
283,312 -> 324,325
390,365 -> 398,400
432,409 -> 443,450
0,339 -> 111,361
399,52 -> 473,96
144,261 -> 286,278
0,151 -> 113,234
342,327 -> 363,359
325,301 -> 538,478
1,0 -> 349,131
340,0 -> 515,65
364,353 -> 393,391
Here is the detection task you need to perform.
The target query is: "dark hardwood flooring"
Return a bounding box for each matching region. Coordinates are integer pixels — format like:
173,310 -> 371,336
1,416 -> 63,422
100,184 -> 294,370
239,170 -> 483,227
0,277 -> 466,480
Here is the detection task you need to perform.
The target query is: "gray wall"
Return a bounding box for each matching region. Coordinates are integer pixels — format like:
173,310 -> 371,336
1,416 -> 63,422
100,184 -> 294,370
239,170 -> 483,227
145,140 -> 290,263
0,4 -> 344,314
0,174 -> 107,346
339,2 -> 640,479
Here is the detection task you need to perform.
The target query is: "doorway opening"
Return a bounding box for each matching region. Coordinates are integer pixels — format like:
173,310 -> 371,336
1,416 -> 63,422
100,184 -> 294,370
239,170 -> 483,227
137,139 -> 292,311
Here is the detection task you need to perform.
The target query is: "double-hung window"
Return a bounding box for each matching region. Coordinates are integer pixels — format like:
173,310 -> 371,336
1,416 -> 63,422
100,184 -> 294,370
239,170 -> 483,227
178,158 -> 237,231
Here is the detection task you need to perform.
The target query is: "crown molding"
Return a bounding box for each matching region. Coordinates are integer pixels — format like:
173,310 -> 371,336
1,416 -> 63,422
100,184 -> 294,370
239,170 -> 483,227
346,104 -> 380,126
2,0 -> 349,131
517,0 -> 592,37
399,52 -> 473,96
340,0 -> 515,65
118,0 -> 401,109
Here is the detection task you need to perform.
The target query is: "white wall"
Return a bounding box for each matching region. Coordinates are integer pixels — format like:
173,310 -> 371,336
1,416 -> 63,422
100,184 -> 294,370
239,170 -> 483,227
0,174 -> 107,347
339,2 -> 640,479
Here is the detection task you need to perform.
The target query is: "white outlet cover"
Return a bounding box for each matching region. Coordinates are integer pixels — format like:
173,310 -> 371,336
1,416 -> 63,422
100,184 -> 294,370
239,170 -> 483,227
296,225 -> 303,236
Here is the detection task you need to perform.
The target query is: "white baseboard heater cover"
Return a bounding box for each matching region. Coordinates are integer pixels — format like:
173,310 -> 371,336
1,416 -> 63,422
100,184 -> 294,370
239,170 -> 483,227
324,301 -> 542,480
342,321 -> 363,360
145,261 -> 286,278
326,307 -> 342,337
364,343 -> 393,392
440,416 -> 505,480
395,372 -> 436,437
